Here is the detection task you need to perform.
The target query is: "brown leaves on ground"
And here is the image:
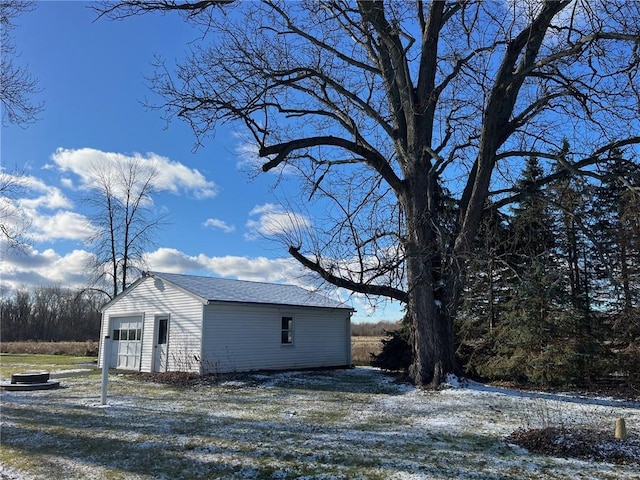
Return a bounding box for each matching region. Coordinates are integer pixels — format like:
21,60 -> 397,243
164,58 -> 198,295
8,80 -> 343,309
507,427 -> 640,465
130,371 -> 218,388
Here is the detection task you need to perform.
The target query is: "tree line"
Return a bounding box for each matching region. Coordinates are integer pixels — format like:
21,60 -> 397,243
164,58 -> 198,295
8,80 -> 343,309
0,286 -> 104,342
351,321 -> 400,337
458,147 -> 639,387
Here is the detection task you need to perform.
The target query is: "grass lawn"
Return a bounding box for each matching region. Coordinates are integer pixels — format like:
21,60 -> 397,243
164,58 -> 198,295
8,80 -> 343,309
0,355 -> 638,479
0,354 -> 97,378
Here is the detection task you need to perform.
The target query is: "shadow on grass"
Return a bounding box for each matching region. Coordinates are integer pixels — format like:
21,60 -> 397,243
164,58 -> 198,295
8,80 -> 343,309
2,368 -> 634,480
130,367 -> 408,396
1,389 -> 530,480
464,381 -> 640,409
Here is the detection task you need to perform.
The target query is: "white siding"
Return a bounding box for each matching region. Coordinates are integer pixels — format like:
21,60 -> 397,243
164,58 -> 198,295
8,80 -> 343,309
201,303 -> 351,374
99,276 -> 205,373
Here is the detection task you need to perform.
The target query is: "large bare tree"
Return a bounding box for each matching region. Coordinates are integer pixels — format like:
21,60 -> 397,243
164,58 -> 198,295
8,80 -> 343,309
97,0 -> 640,386
86,156 -> 166,299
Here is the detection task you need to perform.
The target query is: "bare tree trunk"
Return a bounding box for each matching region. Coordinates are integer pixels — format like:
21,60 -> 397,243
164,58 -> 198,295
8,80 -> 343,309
402,172 -> 457,386
406,261 -> 457,387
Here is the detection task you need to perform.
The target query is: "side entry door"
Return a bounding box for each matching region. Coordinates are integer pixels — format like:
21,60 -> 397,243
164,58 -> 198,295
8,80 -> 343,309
154,316 -> 169,372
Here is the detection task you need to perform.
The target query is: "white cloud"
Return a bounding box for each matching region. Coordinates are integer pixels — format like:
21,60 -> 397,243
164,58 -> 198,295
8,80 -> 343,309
0,243 -> 95,291
1,171 -> 73,211
29,211 -> 94,242
18,186 -> 73,211
0,171 -> 86,244
60,177 -> 74,189
51,147 -> 218,200
235,139 -> 264,172
245,203 -> 311,241
142,247 -> 204,273
203,218 -> 236,233
205,255 -> 301,284
142,247 -> 304,284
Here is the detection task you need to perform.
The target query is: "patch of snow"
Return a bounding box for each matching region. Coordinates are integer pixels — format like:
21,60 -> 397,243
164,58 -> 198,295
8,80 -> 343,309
218,380 -> 249,387
49,368 -> 93,378
2,367 -> 639,479
0,465 -> 32,480
444,373 -> 462,388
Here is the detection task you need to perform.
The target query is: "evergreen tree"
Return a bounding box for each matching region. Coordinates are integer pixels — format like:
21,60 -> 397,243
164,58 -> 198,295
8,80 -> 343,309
549,141 -> 591,311
456,205 -> 511,378
588,150 -> 640,387
479,157 -> 575,385
548,142 -> 608,384
589,150 -> 640,313
370,316 -> 412,373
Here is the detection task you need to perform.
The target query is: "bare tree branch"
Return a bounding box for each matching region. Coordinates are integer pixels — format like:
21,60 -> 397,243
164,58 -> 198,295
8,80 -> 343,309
289,246 -> 407,303
260,135 -> 404,193
0,0 -> 43,126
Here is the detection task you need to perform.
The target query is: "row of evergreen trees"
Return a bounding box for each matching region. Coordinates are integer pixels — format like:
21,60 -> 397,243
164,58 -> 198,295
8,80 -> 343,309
375,144 -> 639,388
458,145 -> 639,386
1,286 -> 103,342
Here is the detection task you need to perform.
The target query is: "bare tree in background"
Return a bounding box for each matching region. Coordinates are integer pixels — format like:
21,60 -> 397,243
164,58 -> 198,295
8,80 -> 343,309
96,0 -> 640,386
1,1 -> 41,249
0,167 -> 31,249
86,156 -> 167,299
0,0 -> 43,126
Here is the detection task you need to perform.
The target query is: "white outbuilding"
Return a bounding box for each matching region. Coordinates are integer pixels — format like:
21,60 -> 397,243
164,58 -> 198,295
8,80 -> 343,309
98,271 -> 354,374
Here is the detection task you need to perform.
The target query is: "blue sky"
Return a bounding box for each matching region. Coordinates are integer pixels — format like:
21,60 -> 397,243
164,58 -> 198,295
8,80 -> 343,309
0,1 -> 403,323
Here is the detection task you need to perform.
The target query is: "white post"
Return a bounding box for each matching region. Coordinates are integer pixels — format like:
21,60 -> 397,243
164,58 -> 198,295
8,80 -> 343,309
615,418 -> 628,441
101,336 -> 111,405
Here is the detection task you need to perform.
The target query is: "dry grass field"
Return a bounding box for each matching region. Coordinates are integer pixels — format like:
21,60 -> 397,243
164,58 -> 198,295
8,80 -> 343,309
351,336 -> 384,365
0,341 -> 99,357
2,339 -> 382,366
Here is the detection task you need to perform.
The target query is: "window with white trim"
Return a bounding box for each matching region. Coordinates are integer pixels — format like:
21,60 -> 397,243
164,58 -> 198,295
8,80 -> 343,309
112,328 -> 141,341
281,316 -> 293,344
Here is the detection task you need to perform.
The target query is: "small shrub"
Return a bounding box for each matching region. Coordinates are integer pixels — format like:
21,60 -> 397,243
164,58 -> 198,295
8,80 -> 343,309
370,324 -> 412,372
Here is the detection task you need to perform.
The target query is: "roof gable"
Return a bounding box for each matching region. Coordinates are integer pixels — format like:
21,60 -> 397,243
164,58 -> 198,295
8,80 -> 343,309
147,271 -> 353,310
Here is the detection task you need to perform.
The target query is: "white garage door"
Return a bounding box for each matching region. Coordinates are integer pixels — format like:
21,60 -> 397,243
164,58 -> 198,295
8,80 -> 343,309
110,316 -> 143,370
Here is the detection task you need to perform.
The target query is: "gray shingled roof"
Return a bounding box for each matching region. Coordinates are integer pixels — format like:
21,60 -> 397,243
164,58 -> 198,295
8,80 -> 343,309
147,272 -> 353,310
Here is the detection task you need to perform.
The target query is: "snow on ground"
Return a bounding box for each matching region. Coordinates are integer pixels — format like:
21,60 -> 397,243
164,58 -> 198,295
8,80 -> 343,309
1,367 -> 638,479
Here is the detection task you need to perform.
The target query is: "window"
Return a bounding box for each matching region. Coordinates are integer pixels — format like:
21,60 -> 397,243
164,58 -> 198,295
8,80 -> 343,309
281,316 -> 293,344
157,318 -> 168,345
112,327 -> 141,342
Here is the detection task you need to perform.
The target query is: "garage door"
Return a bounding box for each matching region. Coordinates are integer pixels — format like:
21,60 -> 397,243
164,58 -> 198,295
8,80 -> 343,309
110,316 -> 143,370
